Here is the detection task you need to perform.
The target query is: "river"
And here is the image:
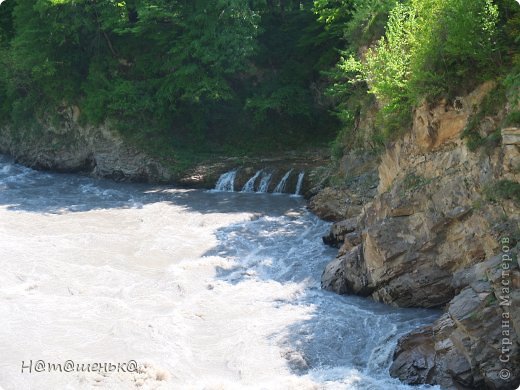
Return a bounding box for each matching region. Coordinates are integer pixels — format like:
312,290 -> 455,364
0,155 -> 439,389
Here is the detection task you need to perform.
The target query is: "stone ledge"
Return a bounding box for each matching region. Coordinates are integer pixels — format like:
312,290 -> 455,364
502,127 -> 520,145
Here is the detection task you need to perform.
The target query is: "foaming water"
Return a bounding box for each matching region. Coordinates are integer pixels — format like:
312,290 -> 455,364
0,156 -> 440,389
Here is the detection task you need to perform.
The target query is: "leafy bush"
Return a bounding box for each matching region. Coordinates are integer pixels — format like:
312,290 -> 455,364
461,83 -> 506,151
503,62 -> 520,107
484,180 -> 520,203
314,0 -> 392,49
407,0 -> 500,99
505,111 -> 520,126
337,0 -> 503,142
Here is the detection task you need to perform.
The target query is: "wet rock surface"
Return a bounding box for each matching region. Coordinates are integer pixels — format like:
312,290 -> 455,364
390,326 -> 436,385
322,218 -> 357,247
307,187 -> 353,221
390,251 -> 520,390
179,149 -> 331,192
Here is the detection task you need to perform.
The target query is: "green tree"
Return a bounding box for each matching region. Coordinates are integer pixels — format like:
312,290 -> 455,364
340,0 -> 502,140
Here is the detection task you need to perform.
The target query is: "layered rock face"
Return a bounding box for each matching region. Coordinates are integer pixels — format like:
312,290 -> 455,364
390,251 -> 519,389
319,82 -> 520,389
308,151 -> 380,221
0,114 -> 175,182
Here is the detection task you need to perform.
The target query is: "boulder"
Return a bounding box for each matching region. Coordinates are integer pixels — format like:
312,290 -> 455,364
390,254 -> 520,389
390,326 -> 436,385
321,245 -> 372,296
322,218 -> 357,247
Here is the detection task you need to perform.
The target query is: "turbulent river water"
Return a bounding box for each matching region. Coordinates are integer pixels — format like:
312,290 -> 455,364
0,155 -> 440,390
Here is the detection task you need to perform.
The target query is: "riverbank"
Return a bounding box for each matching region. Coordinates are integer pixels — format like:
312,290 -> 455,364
0,119 -> 332,195
0,156 -> 441,389
312,82 -> 520,389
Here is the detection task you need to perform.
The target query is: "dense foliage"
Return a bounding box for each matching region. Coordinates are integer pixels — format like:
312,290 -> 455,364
323,0 -> 520,149
0,0 -> 340,159
0,0 -> 518,163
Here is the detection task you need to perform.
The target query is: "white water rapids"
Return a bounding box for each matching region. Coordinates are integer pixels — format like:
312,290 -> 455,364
0,155 -> 440,390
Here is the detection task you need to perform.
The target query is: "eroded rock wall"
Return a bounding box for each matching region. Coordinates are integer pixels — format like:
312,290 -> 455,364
319,82 -> 520,389
390,250 -> 519,389
0,116 -> 175,182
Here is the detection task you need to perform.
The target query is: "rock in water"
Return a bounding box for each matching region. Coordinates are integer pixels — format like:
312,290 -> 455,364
390,251 -> 520,389
322,218 -> 357,247
389,326 -> 436,385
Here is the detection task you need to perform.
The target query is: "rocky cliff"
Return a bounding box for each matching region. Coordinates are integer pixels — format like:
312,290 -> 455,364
317,82 -> 520,389
0,113 -> 330,192
0,111 -> 176,183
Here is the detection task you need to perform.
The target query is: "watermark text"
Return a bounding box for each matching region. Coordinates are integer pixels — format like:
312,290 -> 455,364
21,360 -> 140,374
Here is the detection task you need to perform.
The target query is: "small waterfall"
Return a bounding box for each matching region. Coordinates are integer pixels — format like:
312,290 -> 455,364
214,168 -> 298,194
293,172 -> 304,196
214,170 -> 237,192
257,172 -> 272,193
273,169 -> 293,194
241,170 -> 262,193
